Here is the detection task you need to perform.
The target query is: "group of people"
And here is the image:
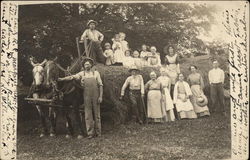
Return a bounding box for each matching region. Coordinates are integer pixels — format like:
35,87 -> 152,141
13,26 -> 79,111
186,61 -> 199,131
29,19 -> 226,139
103,39 -> 161,68
80,20 -> 161,68
120,59 -> 226,124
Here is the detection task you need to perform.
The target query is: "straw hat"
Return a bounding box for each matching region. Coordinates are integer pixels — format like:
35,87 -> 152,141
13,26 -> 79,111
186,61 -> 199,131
87,20 -> 98,26
196,95 -> 208,107
128,65 -> 140,72
82,57 -> 94,66
104,43 -> 111,47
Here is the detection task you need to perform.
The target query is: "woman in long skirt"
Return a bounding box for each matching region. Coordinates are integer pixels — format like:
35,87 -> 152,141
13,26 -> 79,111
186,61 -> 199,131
163,45 -> 180,98
157,67 -> 175,122
173,73 -> 197,119
187,65 -> 210,117
145,71 -> 164,123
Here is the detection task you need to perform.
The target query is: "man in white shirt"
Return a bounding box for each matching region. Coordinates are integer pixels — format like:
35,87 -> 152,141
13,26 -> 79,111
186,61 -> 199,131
208,60 -> 225,115
80,20 -> 105,64
120,66 -> 146,124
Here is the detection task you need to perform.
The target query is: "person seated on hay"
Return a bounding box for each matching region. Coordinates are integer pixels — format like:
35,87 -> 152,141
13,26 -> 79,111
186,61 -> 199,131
140,44 -> 150,67
123,49 -> 135,68
132,50 -> 143,68
80,20 -> 106,64
147,46 -> 161,67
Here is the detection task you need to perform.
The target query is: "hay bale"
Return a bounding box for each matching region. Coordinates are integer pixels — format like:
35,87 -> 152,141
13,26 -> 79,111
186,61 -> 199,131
95,56 -> 229,124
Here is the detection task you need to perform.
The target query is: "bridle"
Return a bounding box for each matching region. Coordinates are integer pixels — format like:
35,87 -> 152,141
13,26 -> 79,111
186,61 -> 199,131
32,65 -> 45,86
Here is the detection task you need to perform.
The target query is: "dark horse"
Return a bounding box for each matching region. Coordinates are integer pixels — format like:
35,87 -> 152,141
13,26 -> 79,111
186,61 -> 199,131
32,58 -> 85,138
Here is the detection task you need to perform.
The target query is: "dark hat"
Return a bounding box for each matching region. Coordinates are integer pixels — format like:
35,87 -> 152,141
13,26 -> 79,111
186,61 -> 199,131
196,95 -> 208,107
82,57 -> 94,66
87,20 -> 98,26
128,65 -> 140,73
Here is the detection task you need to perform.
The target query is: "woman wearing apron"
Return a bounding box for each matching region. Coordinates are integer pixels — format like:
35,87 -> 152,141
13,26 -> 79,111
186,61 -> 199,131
145,71 -> 164,123
157,68 -> 175,122
187,65 -> 210,117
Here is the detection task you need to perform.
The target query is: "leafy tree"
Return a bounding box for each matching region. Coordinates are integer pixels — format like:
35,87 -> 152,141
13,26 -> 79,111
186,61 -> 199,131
19,3 -> 217,85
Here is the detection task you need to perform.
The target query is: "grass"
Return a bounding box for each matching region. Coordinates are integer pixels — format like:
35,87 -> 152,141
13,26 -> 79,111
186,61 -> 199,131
17,54 -> 231,160
17,110 -> 231,160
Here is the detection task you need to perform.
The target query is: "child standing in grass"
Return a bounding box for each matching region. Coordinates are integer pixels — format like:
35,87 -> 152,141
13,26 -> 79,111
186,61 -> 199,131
103,43 -> 114,66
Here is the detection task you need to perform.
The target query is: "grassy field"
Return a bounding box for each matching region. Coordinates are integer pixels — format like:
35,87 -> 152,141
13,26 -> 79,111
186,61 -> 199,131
17,110 -> 231,160
17,55 -> 231,160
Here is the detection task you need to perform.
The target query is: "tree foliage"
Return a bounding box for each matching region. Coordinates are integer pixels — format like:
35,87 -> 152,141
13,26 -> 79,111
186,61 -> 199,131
19,3 -> 217,85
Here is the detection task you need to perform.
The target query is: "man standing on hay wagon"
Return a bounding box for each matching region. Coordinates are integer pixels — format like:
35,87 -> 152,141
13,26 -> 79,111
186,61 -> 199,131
80,20 -> 106,64
58,57 -> 103,139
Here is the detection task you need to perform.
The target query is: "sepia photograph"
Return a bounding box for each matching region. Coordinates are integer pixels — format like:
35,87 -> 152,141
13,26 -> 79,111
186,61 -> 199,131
1,1 -> 249,160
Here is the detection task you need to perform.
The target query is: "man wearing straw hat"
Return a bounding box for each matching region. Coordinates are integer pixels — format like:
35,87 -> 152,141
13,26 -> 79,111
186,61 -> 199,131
80,20 -> 106,64
58,57 -> 103,139
120,66 -> 146,124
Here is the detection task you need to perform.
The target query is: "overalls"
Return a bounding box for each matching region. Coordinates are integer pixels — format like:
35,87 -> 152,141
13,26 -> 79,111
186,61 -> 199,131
82,71 -> 101,136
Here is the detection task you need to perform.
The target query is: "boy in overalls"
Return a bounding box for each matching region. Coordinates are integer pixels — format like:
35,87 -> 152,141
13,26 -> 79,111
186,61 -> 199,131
58,57 -> 103,138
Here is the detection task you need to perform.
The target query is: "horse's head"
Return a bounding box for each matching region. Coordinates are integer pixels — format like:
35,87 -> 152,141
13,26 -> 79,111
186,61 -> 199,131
44,60 -> 60,87
32,65 -> 45,86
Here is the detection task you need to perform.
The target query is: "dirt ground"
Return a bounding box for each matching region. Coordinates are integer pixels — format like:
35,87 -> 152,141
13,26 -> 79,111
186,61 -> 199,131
17,109 -> 231,160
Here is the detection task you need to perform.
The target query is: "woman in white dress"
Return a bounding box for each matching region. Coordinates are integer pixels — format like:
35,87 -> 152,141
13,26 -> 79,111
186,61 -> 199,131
112,34 -> 124,65
164,45 -> 180,98
173,73 -> 197,119
145,71 -> 164,123
157,68 -> 175,122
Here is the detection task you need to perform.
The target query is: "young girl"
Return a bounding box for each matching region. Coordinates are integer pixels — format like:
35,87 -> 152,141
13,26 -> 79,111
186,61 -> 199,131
148,46 -> 161,67
112,34 -> 124,65
132,50 -> 143,68
119,32 -> 129,53
103,42 -> 114,66
123,50 -> 135,68
140,44 -> 150,66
